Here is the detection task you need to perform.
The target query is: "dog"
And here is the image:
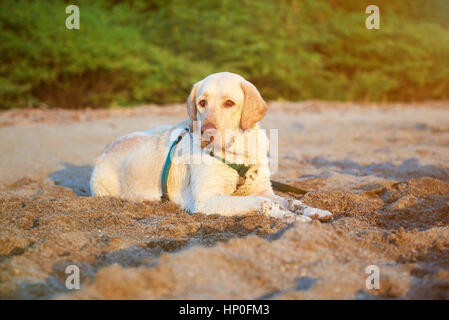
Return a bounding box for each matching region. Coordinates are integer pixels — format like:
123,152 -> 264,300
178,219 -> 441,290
90,72 -> 332,222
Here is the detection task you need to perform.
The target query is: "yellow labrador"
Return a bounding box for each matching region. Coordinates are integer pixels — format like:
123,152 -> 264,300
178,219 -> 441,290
90,72 -> 332,222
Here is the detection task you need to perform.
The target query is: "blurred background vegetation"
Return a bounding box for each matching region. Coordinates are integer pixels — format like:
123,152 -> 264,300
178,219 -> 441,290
1,0 -> 448,109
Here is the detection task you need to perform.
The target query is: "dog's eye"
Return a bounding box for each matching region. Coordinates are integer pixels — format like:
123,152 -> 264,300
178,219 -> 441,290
198,99 -> 207,108
224,100 -> 235,108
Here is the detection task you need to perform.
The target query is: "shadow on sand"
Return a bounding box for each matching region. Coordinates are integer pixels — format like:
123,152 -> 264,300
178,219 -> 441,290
49,162 -> 93,196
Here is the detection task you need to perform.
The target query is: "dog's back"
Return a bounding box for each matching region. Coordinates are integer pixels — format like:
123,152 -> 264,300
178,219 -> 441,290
90,120 -> 189,201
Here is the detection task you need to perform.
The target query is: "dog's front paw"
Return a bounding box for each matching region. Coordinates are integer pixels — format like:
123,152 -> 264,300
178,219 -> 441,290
301,207 -> 333,222
262,201 -> 311,223
287,199 -> 333,222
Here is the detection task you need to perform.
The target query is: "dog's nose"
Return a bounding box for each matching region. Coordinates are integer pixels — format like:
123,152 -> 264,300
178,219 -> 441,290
201,123 -> 216,134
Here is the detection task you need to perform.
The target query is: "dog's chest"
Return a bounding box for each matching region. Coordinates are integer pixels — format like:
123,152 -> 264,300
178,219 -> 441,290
231,166 -> 261,196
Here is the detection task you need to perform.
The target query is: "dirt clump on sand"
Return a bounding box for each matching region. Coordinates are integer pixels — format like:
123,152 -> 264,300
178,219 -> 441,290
0,102 -> 448,299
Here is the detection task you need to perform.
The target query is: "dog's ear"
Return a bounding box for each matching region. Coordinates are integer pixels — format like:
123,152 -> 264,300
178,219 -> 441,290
187,81 -> 201,131
240,80 -> 267,131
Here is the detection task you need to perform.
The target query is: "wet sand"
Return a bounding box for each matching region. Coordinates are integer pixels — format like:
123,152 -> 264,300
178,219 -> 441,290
0,102 -> 448,299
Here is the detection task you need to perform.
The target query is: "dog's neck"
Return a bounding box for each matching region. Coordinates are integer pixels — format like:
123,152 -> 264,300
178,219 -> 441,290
204,124 -> 269,166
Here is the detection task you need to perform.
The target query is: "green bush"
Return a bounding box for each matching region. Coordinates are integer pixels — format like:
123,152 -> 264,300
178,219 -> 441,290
0,0 -> 212,108
0,0 -> 448,108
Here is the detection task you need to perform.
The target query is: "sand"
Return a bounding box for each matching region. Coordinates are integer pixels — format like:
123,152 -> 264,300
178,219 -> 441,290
0,101 -> 448,299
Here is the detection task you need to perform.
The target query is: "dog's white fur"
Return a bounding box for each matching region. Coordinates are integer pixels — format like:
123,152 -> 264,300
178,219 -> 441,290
90,72 -> 332,222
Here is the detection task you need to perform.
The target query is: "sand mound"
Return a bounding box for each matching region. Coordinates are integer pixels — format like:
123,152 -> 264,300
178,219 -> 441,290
0,176 -> 448,299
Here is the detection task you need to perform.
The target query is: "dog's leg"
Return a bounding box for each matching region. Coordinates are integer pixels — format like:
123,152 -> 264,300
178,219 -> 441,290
190,195 -> 311,223
259,190 -> 332,221
286,199 -> 332,221
90,163 -> 120,197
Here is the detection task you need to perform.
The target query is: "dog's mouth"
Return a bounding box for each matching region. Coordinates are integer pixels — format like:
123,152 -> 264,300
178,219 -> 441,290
201,129 -> 217,148
201,135 -> 214,148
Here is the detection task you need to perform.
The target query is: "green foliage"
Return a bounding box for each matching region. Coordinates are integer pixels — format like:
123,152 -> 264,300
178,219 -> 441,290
0,0 -> 448,108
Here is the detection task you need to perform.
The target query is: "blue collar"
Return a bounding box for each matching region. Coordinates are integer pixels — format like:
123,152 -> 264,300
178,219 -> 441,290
160,129 -> 188,202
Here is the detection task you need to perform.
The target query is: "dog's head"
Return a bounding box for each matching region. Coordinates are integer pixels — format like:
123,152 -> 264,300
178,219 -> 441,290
187,72 -> 267,149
